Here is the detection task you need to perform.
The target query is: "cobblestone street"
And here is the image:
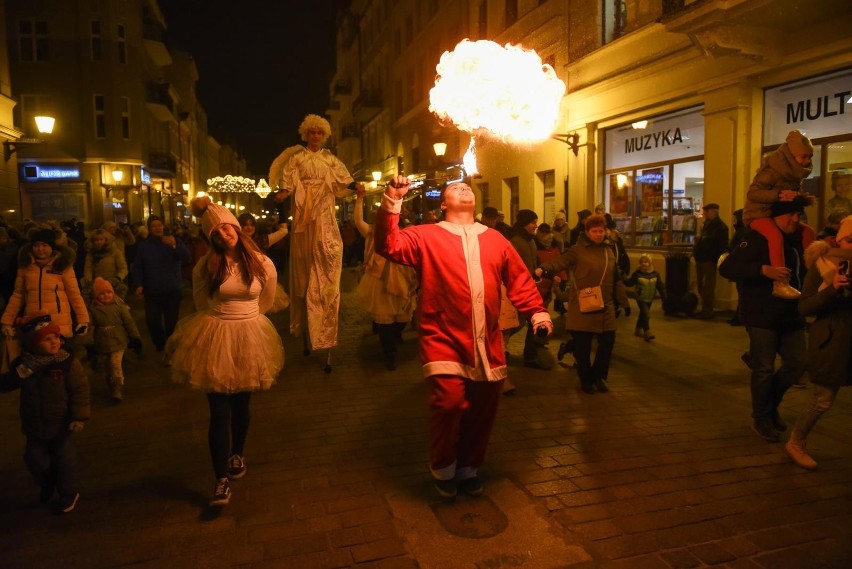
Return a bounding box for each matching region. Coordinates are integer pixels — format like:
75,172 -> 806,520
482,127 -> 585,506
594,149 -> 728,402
2,267 -> 852,568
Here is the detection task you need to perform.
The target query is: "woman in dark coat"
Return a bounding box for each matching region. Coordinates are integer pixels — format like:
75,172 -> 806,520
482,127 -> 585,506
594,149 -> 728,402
790,222 -> 852,469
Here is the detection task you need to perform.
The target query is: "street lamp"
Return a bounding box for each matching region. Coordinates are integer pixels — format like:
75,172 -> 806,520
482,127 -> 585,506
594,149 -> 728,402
433,142 -> 447,157
112,169 -> 124,184
4,115 -> 56,161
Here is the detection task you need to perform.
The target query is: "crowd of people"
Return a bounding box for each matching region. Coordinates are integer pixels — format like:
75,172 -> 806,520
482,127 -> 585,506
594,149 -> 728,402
1,124 -> 848,514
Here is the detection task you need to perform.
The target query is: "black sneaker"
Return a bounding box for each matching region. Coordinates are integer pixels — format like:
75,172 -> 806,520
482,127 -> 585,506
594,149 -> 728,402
40,483 -> 55,504
210,478 -> 231,506
227,455 -> 246,480
56,493 -> 79,514
751,419 -> 780,442
770,409 -> 787,432
458,476 -> 484,497
433,478 -> 457,499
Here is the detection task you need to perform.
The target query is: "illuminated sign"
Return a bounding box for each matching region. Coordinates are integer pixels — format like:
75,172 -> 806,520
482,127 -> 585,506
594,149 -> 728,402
22,165 -> 81,180
424,190 -> 442,198
140,166 -> 151,184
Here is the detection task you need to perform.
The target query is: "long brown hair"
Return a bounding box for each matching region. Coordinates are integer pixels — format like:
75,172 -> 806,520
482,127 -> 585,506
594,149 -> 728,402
204,226 -> 266,297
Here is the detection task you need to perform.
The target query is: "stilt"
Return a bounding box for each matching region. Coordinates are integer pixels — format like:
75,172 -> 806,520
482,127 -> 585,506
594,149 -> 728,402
324,349 -> 333,373
301,308 -> 310,356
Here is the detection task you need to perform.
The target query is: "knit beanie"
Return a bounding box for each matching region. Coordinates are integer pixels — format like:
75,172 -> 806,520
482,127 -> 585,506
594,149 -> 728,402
836,216 -> 852,243
92,277 -> 115,299
771,195 -> 809,217
190,196 -> 240,238
16,312 -> 61,349
786,129 -> 814,157
28,227 -> 57,250
515,209 -> 538,227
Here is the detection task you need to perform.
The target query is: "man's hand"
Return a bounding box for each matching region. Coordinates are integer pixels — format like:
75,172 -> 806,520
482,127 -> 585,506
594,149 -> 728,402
162,235 -> 177,248
534,321 -> 554,339
135,286 -> 144,298
779,189 -> 799,202
761,265 -> 791,282
274,189 -> 290,202
386,175 -> 411,200
356,185 -> 367,200
68,421 -> 85,433
832,271 -> 849,290
74,325 -> 88,336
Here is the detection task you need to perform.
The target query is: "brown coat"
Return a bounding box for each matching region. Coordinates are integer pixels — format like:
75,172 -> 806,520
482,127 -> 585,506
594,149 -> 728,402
539,234 -> 630,333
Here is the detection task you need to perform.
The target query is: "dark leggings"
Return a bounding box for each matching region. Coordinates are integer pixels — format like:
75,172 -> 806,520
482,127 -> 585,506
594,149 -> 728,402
571,330 -> 616,385
206,392 -> 252,479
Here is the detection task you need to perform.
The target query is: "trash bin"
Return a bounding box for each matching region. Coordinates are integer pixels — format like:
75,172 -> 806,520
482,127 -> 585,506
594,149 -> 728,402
663,246 -> 698,316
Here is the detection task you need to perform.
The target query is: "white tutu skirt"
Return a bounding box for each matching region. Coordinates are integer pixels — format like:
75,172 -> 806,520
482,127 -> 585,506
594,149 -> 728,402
166,312 -> 284,393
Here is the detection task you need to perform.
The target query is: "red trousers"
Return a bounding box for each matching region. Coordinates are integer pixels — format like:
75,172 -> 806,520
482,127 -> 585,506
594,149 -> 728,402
427,374 -> 503,481
751,217 -> 814,267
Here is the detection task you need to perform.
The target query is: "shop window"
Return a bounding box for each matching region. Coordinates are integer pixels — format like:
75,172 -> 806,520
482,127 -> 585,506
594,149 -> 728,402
539,170 -> 556,223
819,140 -> 852,227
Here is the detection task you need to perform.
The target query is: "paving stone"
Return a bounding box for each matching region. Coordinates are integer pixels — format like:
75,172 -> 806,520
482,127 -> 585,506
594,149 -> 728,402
687,542 -> 737,564
659,548 -> 703,568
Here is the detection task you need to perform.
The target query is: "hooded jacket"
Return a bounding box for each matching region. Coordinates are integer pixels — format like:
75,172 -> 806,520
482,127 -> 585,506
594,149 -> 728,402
1,244 -> 89,337
744,142 -> 813,225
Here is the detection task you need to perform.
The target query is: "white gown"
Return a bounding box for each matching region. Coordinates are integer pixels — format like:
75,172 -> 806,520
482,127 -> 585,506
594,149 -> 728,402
166,255 -> 284,393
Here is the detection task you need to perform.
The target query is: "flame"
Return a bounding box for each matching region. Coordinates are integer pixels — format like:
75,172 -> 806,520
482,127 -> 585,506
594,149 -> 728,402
429,39 -> 565,144
462,139 -> 478,177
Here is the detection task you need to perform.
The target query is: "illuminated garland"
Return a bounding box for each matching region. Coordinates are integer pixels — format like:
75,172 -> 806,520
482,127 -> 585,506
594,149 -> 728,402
207,175 -> 256,193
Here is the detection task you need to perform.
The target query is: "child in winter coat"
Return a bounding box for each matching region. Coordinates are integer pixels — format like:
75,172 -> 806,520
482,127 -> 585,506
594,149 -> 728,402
623,254 -> 667,341
89,278 -> 141,402
744,129 -> 816,299
0,226 -> 90,357
0,312 -> 89,514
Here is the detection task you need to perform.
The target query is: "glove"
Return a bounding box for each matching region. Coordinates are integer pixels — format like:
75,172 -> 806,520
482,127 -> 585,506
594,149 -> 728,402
74,324 -> 88,336
1,324 -> 13,338
624,306 -> 632,317
128,337 -> 142,354
68,421 -> 85,433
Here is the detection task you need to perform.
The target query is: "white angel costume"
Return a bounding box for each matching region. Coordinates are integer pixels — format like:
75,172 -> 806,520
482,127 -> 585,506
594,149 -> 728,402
166,255 -> 284,393
279,146 -> 354,350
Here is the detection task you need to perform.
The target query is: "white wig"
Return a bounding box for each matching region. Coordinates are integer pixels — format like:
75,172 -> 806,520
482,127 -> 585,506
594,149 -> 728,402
298,114 -> 332,144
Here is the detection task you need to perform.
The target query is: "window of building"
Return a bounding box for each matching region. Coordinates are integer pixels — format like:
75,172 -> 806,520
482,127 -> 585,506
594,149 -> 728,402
91,21 -> 102,61
506,0 -> 518,27
117,24 -> 126,63
539,170 -> 556,222
18,19 -> 49,62
120,97 -> 130,140
94,95 -> 106,138
478,1 -> 487,37
506,176 -> 520,222
604,107 -> 705,247
603,0 -> 627,44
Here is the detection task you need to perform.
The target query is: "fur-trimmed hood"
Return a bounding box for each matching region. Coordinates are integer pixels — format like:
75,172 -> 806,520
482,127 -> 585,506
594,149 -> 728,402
803,239 -> 852,292
17,242 -> 76,272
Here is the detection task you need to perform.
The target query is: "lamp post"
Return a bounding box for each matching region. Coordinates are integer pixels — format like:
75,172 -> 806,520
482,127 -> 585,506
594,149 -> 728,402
3,115 -> 56,161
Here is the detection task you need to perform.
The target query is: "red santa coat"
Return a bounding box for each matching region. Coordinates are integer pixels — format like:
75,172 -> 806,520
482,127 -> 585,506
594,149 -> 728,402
375,195 -> 550,381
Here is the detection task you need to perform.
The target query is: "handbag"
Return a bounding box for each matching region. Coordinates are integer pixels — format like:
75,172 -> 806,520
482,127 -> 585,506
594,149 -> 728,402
575,249 -> 608,313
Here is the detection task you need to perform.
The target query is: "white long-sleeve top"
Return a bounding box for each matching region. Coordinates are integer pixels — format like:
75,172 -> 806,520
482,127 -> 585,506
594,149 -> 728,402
192,254 -> 277,319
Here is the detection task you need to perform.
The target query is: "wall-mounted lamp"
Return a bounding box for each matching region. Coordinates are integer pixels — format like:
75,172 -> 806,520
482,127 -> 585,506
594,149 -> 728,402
4,115 -> 57,161
552,132 -> 583,156
631,120 -> 648,130
372,171 -> 382,182
433,142 -> 447,157
112,169 -> 124,184
182,183 -> 190,193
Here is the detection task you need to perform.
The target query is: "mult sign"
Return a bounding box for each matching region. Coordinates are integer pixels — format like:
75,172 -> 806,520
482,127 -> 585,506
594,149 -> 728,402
22,165 -> 81,180
764,68 -> 852,146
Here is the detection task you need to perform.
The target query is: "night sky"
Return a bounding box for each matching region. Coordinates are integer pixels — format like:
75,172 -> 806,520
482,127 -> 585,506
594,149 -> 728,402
158,0 -> 352,175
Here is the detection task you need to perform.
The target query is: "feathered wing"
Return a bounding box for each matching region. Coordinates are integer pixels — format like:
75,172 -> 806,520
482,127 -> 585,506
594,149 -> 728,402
268,145 -> 303,190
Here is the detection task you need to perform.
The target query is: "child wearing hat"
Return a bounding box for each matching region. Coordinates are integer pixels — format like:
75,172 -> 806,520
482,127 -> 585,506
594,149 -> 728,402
1,225 -> 90,352
0,312 -> 89,513
623,254 -> 667,341
89,277 -> 142,402
744,129 -> 817,299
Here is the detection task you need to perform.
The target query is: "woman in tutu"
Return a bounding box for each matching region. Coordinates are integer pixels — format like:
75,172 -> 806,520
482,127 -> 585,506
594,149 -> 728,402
166,197 -> 284,507
352,186 -> 417,370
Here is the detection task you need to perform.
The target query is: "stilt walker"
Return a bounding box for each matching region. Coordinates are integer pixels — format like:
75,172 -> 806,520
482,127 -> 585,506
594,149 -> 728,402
268,115 -> 364,372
